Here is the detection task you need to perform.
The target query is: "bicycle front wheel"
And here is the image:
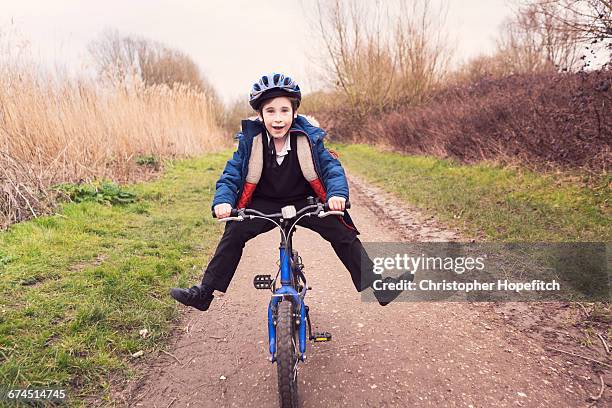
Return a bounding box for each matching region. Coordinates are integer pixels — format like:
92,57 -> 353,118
276,300 -> 299,408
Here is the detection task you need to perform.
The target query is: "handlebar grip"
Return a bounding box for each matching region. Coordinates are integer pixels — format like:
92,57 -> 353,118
323,200 -> 351,211
211,208 -> 239,218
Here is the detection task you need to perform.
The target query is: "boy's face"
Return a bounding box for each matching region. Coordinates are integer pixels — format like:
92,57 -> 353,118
258,96 -> 297,139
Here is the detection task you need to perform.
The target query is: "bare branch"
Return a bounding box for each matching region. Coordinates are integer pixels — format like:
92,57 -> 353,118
312,0 -> 450,115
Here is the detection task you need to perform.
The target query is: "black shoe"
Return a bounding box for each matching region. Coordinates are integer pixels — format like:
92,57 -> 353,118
373,273 -> 413,306
170,284 -> 214,311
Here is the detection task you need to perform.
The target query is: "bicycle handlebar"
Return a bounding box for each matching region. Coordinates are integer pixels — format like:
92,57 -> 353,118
211,200 -> 351,220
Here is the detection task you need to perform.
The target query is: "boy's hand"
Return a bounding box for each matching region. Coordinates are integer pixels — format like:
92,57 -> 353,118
214,203 -> 232,218
328,196 -> 346,211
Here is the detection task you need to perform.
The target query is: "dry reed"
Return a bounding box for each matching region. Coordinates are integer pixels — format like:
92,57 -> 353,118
0,63 -> 226,228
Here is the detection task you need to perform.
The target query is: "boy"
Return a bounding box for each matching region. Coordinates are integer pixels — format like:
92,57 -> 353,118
170,73 -> 405,311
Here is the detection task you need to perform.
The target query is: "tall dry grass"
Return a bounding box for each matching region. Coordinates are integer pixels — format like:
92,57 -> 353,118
0,62 -> 226,228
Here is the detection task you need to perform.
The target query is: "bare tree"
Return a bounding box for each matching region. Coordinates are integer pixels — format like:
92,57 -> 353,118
498,1 -> 582,73
394,1 -> 451,105
88,31 -> 139,83
314,0 -> 450,117
528,1 -> 611,42
315,0 -> 392,116
88,31 -> 219,98
520,0 -> 611,68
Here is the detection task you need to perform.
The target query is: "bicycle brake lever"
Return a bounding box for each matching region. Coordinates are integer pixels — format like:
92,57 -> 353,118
318,211 -> 344,218
218,216 -> 244,222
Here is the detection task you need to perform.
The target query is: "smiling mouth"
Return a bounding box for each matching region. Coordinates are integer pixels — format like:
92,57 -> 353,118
271,125 -> 285,130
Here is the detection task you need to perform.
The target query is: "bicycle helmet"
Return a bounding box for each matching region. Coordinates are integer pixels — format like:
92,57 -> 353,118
249,73 -> 301,111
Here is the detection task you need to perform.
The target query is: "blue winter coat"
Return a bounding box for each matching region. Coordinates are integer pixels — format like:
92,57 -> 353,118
211,115 -> 358,233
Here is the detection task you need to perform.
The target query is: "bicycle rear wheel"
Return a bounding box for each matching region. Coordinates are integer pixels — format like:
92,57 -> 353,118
276,300 -> 299,408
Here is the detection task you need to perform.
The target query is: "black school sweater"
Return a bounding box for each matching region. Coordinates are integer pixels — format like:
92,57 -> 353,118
252,133 -> 315,205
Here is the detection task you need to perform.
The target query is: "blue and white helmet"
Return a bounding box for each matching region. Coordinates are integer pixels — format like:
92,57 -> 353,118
249,73 -> 301,110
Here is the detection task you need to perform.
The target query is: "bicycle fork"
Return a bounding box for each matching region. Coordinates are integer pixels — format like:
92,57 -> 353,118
268,292 -> 307,362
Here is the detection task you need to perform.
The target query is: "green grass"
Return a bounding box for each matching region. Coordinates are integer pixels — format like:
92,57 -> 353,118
0,154 -> 230,406
0,143 -> 609,405
333,144 -> 610,242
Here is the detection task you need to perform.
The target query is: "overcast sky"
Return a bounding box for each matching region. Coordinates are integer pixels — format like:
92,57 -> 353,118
1,0 -> 516,103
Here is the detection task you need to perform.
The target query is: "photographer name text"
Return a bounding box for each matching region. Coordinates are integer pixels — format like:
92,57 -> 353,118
373,279 -> 560,293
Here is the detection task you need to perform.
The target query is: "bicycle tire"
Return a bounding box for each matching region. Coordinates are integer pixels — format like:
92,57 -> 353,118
276,300 -> 299,408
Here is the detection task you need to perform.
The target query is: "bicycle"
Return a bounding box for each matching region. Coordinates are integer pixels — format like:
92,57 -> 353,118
216,196 -> 348,408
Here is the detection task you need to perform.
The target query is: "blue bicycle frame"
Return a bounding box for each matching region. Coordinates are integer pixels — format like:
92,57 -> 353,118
268,238 -> 307,362
220,200 -> 346,364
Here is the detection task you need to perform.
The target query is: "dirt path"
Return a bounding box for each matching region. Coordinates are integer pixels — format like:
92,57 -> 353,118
111,176 -> 607,408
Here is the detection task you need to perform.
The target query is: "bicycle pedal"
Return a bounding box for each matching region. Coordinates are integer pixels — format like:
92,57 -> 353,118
311,332 -> 332,342
253,275 -> 273,289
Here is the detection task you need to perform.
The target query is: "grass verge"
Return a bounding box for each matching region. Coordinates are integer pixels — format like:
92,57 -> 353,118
333,144 -> 610,242
0,154 -> 230,406
334,143 -> 610,359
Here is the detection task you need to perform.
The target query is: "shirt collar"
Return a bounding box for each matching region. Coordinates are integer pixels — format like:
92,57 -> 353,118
267,133 -> 291,156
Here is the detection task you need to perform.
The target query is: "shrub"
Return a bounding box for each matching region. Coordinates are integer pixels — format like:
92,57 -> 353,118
318,70 -> 611,172
53,181 -> 137,206
135,155 -> 161,169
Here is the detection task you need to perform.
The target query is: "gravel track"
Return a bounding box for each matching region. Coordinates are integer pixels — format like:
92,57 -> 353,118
111,176 -> 604,408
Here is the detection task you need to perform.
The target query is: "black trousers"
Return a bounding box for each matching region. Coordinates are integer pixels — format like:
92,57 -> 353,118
201,198 -> 377,293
